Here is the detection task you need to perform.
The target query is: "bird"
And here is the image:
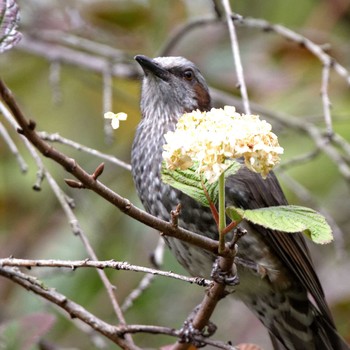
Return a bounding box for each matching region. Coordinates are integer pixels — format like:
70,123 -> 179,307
131,54 -> 349,350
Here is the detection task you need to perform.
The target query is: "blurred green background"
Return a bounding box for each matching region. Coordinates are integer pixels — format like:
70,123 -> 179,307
1,0 -> 350,349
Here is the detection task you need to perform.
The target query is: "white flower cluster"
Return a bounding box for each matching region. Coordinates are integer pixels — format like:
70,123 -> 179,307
162,106 -> 284,183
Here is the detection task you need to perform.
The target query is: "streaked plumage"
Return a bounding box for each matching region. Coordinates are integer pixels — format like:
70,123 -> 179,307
131,55 -> 349,350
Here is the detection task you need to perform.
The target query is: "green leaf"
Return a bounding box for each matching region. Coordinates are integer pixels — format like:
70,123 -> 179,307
226,205 -> 333,244
226,207 -> 244,222
161,161 -> 241,207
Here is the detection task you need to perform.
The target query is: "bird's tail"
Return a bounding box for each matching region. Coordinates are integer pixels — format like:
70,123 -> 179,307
313,310 -> 350,350
248,288 -> 349,350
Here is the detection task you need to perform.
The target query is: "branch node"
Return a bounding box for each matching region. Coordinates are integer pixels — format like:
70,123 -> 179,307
66,158 -> 77,172
64,194 -> 76,209
28,119 -> 36,130
32,183 -> 42,191
231,227 -> 247,247
178,320 -> 206,347
210,258 -> 239,287
262,24 -> 273,33
170,203 -> 182,228
124,199 -> 131,211
194,277 -> 209,287
230,13 -> 243,22
299,39 -> 306,48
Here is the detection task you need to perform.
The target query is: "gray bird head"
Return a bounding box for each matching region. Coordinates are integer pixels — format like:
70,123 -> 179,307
134,55 -> 211,122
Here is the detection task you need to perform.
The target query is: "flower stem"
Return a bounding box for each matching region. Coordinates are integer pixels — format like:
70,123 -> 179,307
218,172 -> 226,254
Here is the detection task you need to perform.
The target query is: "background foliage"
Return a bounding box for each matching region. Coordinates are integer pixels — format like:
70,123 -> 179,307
1,0 -> 350,349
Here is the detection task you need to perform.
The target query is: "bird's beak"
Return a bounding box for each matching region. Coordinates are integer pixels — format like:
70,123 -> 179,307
134,55 -> 169,81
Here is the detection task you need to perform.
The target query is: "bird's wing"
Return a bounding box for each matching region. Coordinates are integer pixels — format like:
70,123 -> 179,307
225,166 -> 334,325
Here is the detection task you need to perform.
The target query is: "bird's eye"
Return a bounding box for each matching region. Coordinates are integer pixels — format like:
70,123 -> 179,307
183,70 -> 194,81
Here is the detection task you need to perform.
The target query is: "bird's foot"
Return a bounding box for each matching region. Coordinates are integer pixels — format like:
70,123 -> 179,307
211,258 -> 239,286
178,310 -> 217,346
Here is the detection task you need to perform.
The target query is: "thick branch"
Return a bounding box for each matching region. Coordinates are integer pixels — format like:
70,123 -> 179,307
0,266 -> 235,349
0,79 -> 221,257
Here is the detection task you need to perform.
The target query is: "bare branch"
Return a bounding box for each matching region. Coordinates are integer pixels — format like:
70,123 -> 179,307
0,266 -> 139,350
0,98 -> 131,340
0,257 -> 211,287
37,30 -> 128,60
158,16 -> 218,56
102,68 -> 114,142
122,238 -> 166,312
49,60 -> 62,105
277,149 -> 321,170
0,78 -> 221,257
0,265 -> 234,349
210,87 -> 350,184
44,169 -> 133,342
17,35 -> 136,79
222,0 -> 251,114
321,62 -> 333,137
230,14 -> 350,85
38,131 -> 131,171
0,120 -> 28,172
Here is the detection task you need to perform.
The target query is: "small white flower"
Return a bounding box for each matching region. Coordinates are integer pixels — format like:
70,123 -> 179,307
104,112 -> 128,129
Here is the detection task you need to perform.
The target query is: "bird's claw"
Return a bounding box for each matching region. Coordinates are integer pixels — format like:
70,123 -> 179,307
179,318 -> 217,346
211,258 -> 239,286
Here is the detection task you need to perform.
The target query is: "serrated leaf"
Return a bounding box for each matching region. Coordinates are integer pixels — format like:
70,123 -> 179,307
161,163 -> 215,207
161,161 -> 241,207
226,205 -> 333,244
0,0 -> 22,53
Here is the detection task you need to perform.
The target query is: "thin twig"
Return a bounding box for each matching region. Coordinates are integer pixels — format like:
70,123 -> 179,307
158,16 -> 218,56
1,78 -> 222,257
277,149 -> 321,170
331,131 -> 350,164
103,68 -> 114,142
0,120 -> 28,173
150,236 -> 166,269
37,30 -> 128,60
0,102 -> 45,190
0,258 -> 211,286
17,35 -> 137,79
222,0 -> 251,114
121,238 -> 166,312
0,267 -> 234,349
210,87 -> 350,183
321,62 -> 333,137
49,60 -> 62,105
37,131 -> 131,171
0,99 -> 132,343
230,14 -> 350,85
44,170 -> 133,344
0,266 -> 139,350
50,306 -> 108,349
